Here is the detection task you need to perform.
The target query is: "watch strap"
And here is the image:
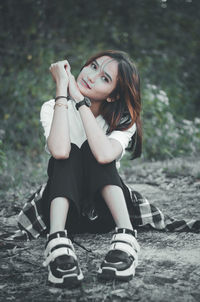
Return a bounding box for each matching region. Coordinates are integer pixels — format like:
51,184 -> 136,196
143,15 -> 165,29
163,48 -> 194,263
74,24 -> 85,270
76,100 -> 86,110
75,97 -> 91,110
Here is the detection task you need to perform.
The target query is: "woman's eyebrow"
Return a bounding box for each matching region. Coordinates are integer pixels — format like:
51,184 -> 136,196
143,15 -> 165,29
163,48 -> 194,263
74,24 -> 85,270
104,71 -> 112,82
94,59 -> 112,82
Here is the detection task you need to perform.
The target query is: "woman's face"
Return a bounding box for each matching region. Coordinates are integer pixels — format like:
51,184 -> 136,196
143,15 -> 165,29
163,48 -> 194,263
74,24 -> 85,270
77,56 -> 118,102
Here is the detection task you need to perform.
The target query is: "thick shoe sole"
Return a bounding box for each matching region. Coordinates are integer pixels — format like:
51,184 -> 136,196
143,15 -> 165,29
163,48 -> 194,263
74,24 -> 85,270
98,262 -> 136,281
48,269 -> 84,288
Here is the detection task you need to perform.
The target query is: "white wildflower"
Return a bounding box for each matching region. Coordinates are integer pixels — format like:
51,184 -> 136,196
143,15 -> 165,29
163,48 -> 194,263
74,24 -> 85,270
157,93 -> 169,105
182,119 -> 192,125
166,112 -> 175,124
194,117 -> 200,124
146,84 -> 157,90
159,90 -> 167,96
148,92 -> 154,102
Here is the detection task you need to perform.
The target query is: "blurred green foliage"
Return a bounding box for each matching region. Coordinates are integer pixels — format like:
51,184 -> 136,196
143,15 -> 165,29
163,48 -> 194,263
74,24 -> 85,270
143,84 -> 200,159
0,139 -> 6,171
0,0 -> 200,169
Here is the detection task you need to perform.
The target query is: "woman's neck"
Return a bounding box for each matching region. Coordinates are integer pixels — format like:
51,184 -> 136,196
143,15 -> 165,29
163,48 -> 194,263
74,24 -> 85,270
90,100 -> 101,118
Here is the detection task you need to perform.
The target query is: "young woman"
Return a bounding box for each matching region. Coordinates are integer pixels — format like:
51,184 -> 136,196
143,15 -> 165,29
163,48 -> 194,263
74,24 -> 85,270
40,50 -> 142,287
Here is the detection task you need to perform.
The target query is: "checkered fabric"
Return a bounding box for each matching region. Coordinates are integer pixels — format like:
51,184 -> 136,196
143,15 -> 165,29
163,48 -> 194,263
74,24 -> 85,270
11,184 -> 200,241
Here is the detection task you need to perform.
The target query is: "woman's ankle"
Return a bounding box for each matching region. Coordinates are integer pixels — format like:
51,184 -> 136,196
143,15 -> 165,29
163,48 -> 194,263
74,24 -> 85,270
49,227 -> 66,235
115,223 -> 133,231
47,230 -> 68,242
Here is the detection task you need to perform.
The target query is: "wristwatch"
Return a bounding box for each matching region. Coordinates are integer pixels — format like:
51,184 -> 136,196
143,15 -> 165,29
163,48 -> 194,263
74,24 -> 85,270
75,97 -> 91,110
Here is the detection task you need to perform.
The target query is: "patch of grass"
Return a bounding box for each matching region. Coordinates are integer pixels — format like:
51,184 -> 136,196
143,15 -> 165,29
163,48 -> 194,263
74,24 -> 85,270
162,157 -> 200,179
0,149 -> 49,204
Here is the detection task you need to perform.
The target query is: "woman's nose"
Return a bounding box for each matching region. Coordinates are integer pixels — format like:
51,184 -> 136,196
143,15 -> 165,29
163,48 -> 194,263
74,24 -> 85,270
87,72 -> 96,83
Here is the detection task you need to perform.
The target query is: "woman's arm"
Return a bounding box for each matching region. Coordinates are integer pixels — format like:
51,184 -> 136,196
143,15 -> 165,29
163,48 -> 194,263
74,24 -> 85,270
78,104 -> 123,164
66,71 -> 123,164
47,61 -> 71,159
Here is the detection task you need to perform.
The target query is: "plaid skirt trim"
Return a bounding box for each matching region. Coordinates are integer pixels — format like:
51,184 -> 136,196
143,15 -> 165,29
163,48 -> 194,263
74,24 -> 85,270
11,183 -> 200,240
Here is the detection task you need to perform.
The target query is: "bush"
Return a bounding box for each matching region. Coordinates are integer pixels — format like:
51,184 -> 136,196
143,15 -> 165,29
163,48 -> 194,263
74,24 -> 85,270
142,84 -> 200,159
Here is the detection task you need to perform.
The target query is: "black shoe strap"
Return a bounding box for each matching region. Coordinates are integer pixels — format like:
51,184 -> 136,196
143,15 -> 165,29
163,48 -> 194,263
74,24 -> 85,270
115,228 -> 137,238
47,230 -> 68,243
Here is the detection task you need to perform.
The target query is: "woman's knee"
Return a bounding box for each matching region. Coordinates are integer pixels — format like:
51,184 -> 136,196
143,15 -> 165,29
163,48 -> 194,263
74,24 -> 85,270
101,184 -> 124,197
47,143 -> 82,177
81,141 -> 117,172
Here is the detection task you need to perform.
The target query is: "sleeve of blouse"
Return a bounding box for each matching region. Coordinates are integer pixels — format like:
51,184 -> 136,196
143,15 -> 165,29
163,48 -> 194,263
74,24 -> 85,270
40,99 -> 55,140
108,123 -> 136,160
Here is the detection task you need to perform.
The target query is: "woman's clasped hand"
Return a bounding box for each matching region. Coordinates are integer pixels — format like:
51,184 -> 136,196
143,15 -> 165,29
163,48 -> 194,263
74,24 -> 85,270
49,60 -> 84,102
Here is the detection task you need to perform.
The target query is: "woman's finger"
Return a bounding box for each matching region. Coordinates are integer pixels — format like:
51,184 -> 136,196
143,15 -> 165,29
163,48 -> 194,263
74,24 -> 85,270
64,61 -> 71,72
49,61 -> 70,68
65,67 -> 74,78
56,60 -> 71,69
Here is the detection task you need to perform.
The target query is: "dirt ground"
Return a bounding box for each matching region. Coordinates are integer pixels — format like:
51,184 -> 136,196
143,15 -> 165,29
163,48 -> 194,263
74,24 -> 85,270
0,157 -> 200,302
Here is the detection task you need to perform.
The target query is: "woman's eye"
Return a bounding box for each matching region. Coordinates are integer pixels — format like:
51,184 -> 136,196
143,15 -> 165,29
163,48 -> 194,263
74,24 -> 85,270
91,63 -> 97,70
102,76 -> 109,82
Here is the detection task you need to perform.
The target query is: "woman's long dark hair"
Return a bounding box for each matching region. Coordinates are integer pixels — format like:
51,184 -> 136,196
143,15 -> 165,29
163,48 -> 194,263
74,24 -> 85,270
82,50 -> 142,159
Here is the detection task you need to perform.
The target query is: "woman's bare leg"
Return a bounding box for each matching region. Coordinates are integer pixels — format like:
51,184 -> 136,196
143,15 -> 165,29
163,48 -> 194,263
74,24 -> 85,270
49,197 -> 70,234
45,197 -> 83,285
101,185 -> 133,230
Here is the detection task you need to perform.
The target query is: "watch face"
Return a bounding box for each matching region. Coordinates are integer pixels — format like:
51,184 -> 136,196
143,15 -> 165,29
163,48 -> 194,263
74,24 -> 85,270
85,97 -> 91,107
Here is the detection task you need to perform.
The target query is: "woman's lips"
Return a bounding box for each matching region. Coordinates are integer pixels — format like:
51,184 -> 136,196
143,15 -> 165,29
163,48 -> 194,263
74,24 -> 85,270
81,79 -> 91,89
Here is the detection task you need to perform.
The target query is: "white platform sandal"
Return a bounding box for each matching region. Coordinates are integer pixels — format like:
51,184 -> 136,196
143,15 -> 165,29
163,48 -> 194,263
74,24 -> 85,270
43,230 -> 83,287
98,227 -> 140,281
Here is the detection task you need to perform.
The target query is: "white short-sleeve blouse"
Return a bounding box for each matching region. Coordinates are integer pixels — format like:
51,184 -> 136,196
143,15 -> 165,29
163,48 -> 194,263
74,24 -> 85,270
40,99 -> 136,169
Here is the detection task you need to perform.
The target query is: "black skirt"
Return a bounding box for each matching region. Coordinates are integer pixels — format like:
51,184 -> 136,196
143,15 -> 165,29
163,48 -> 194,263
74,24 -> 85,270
41,140 -> 134,235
